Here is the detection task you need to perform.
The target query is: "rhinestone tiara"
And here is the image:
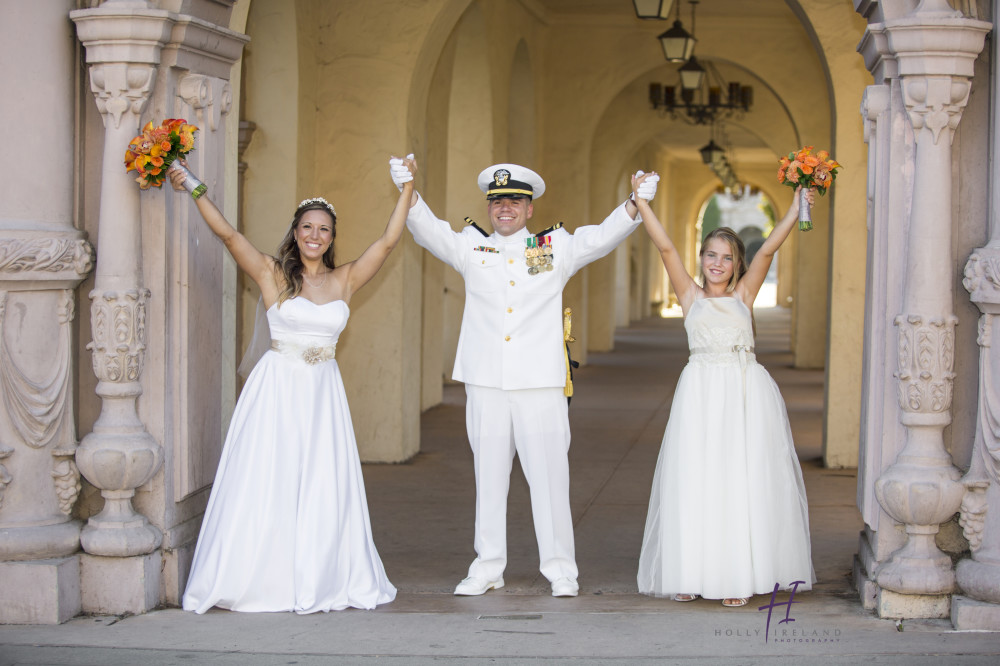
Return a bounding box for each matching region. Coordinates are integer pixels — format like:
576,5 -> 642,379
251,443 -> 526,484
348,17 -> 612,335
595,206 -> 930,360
297,197 -> 336,216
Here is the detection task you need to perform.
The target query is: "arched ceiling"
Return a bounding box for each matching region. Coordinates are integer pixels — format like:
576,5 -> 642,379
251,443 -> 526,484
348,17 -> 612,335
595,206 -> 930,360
532,0 -> 832,172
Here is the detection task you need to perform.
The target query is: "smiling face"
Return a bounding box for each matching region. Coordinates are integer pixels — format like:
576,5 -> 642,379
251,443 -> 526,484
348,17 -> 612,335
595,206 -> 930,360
487,195 -> 533,237
294,209 -> 335,261
700,237 -> 736,288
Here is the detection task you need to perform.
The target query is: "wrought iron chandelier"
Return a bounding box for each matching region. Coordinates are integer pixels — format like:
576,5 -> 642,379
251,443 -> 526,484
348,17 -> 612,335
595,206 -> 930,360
637,0 -> 753,126
648,61 -> 753,126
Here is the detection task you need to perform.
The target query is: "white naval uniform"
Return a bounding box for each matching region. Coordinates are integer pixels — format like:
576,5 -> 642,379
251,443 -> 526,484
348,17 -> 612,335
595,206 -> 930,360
407,193 -> 640,583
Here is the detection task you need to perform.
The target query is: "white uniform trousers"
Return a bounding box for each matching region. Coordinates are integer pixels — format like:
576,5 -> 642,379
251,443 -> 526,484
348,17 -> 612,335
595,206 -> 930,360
464,384 -> 578,583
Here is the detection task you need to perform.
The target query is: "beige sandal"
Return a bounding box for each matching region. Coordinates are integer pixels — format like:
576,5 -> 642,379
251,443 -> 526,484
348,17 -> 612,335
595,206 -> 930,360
722,597 -> 749,607
673,593 -> 698,602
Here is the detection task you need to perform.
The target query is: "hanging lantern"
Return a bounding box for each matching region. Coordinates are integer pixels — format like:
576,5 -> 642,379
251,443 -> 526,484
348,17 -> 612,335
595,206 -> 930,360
633,0 -> 674,20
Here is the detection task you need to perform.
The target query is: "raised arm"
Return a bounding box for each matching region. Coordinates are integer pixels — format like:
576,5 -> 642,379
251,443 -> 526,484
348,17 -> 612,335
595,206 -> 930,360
167,161 -> 276,295
737,186 -> 813,305
632,172 -> 699,310
339,156 -> 416,298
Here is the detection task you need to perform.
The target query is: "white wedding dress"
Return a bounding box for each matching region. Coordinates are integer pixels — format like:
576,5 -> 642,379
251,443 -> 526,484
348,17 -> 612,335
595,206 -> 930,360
183,297 -> 396,613
637,296 -> 815,599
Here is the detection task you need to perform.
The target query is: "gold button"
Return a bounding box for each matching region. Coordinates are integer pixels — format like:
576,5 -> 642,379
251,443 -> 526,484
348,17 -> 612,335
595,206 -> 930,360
509,280 -> 515,286
508,258 -> 514,264
482,259 -> 486,264
505,335 -> 511,341
507,307 -> 513,313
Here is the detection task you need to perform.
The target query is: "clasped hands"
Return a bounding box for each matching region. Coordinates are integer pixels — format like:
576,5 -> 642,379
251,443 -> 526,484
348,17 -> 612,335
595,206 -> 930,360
389,154 -> 417,190
632,171 -> 659,202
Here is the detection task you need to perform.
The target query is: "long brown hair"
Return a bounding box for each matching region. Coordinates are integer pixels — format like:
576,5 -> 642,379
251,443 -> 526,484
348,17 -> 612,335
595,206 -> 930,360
699,227 -> 746,293
274,202 -> 336,305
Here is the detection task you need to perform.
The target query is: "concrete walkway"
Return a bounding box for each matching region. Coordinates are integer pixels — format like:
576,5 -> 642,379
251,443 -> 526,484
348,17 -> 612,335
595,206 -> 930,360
2,308 -> 998,665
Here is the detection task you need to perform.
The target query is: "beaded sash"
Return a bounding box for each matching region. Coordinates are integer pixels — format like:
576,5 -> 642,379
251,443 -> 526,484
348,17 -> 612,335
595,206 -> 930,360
271,339 -> 337,365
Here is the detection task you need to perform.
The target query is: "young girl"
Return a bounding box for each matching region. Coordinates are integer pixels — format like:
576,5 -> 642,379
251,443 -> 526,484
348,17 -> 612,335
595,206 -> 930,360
633,173 -> 815,607
173,156 -> 415,614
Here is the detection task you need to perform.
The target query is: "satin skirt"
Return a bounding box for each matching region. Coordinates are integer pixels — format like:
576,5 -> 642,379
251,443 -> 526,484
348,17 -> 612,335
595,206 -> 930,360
182,349 -> 396,614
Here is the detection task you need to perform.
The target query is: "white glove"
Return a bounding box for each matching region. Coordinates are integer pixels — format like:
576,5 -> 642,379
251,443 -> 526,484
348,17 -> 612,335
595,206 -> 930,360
389,153 -> 415,191
635,170 -> 659,201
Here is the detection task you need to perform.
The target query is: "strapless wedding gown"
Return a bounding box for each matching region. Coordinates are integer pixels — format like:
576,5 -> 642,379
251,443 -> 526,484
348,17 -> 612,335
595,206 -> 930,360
183,297 -> 396,613
637,296 -> 814,599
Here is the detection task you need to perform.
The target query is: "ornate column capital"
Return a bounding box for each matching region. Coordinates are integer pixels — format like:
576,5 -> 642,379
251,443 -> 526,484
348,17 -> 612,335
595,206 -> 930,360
178,73 -> 232,132
882,12 -> 990,145
70,5 -> 174,129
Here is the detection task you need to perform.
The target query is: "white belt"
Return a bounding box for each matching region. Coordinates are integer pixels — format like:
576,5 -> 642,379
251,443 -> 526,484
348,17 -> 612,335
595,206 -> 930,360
690,344 -> 755,392
689,344 -> 755,357
271,339 -> 336,365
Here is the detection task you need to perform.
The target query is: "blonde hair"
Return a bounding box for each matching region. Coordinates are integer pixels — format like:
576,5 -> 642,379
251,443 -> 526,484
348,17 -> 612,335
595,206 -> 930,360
699,227 -> 747,293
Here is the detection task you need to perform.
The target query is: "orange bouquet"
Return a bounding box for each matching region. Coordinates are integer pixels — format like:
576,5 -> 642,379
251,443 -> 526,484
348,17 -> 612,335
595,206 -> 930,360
777,146 -> 841,231
125,119 -> 204,197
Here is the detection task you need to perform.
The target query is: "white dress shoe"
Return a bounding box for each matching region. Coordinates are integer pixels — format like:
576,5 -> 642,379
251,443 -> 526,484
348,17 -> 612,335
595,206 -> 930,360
550,577 -> 579,597
454,576 -> 504,596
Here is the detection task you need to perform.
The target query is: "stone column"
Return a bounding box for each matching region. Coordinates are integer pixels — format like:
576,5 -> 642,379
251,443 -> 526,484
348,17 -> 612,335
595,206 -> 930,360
854,0 -> 916,610
957,254 -> 1000,629
0,0 -> 94,625
870,0 -> 990,619
70,1 -> 173,614
954,0 -> 1000,630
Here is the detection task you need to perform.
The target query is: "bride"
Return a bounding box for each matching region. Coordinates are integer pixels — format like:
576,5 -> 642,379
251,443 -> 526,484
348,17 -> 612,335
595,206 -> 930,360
171,156 -> 414,613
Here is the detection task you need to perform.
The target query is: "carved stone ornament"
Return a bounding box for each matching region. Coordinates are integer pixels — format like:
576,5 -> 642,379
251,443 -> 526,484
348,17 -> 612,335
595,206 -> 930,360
901,76 -> 970,146
50,449 -> 82,517
86,288 -> 150,384
959,480 -> 988,552
0,238 -> 94,277
894,313 -> 957,416
87,62 -> 156,130
178,73 -> 233,132
0,446 -> 12,512
964,250 -> 1000,308
0,291 -> 74,449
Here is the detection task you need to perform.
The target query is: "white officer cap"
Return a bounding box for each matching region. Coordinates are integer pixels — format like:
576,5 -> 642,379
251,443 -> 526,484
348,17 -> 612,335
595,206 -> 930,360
478,164 -> 546,201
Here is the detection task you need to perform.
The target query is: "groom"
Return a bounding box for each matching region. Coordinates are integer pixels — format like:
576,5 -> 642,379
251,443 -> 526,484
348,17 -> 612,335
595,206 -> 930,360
390,156 -> 657,597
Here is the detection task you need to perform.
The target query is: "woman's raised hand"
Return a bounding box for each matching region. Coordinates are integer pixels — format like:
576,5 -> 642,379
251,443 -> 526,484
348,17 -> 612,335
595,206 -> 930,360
167,159 -> 192,192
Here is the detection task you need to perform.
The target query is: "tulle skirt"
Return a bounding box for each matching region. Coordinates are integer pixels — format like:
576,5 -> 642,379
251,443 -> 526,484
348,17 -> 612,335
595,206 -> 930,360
637,358 -> 815,599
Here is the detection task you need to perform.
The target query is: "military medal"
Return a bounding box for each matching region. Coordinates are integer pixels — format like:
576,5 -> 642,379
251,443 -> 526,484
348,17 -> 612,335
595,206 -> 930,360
525,237 -> 539,274
526,235 -> 554,275
539,235 -> 554,271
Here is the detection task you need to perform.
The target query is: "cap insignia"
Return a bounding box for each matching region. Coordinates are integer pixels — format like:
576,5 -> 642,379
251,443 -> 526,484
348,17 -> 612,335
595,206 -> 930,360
493,169 -> 511,187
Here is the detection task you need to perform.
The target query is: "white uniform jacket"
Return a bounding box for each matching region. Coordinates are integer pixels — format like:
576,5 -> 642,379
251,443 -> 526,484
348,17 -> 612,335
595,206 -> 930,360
407,194 -> 640,391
